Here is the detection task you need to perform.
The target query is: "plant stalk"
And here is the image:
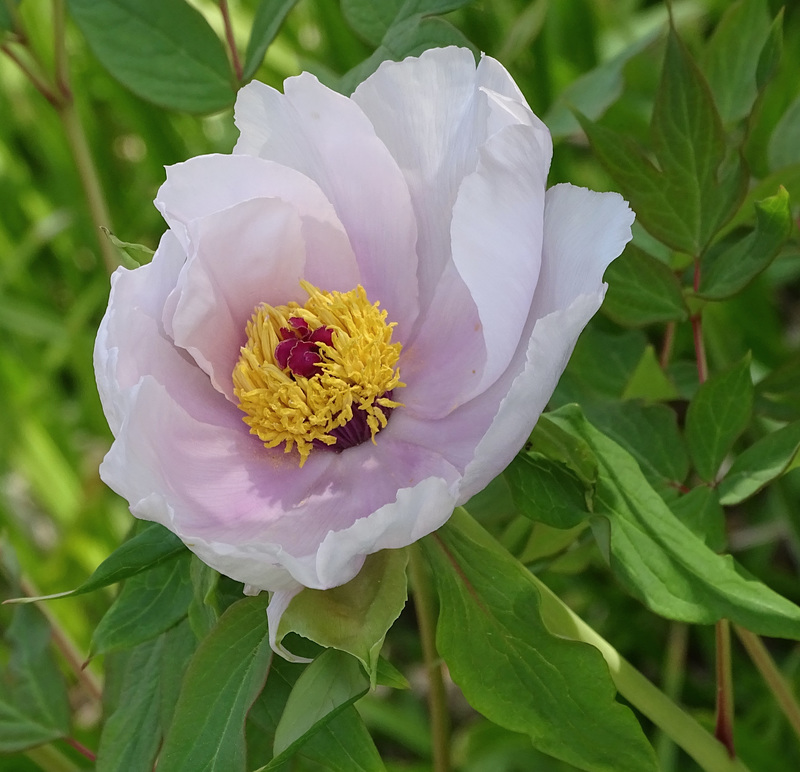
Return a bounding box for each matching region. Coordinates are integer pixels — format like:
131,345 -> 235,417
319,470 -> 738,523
532,575 -> 751,772
408,544 -> 450,772
734,625 -> 800,741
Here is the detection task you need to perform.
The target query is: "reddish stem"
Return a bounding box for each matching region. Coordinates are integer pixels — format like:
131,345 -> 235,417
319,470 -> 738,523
219,0 -> 243,84
64,736 -> 97,762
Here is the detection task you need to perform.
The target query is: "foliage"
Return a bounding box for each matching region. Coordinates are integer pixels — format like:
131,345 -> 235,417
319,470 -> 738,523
2,0 -> 800,770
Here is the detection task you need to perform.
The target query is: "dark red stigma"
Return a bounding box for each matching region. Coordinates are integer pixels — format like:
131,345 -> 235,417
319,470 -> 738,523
275,317 -> 334,378
313,391 -> 395,453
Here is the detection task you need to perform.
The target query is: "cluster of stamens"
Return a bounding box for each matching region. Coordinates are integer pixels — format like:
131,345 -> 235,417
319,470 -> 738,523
232,281 -> 403,466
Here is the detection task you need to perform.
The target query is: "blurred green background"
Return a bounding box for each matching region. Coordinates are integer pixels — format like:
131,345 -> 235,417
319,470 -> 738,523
2,1 -> 800,769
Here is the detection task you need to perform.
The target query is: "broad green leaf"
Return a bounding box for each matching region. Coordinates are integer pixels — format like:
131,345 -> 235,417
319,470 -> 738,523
697,188 -> 793,300
551,405 -> 800,638
584,401 -> 689,495
702,0 -> 771,124
90,552 -> 193,657
65,0 -> 235,113
0,605 -> 70,753
96,620 -> 196,772
602,245 -> 687,327
506,454 -> 590,530
669,486 -> 726,551
528,413 -> 598,487
340,15 -> 475,94
622,345 -> 680,402
6,522 -> 187,604
579,27 -> 747,254
719,421 -> 800,506
769,94 -> 800,170
158,595 -> 273,772
272,649 -> 369,759
187,558 -> 221,640
422,509 -> 658,772
685,355 -> 754,482
101,227 -> 153,269
278,549 -> 407,683
243,0 -> 300,81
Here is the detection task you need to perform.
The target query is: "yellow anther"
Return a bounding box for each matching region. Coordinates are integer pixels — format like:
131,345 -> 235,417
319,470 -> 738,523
232,281 -> 403,466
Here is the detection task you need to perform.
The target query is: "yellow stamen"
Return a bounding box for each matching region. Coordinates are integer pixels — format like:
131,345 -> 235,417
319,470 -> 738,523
232,280 -> 404,466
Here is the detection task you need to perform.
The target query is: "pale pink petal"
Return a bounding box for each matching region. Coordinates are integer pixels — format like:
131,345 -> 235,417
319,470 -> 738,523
94,231 -> 231,434
155,154 -> 360,294
456,184 -> 634,501
449,123 -> 547,397
234,74 -> 419,342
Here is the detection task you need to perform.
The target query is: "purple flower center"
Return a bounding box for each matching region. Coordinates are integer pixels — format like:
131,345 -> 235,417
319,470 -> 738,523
314,391 -> 396,453
274,317 -> 334,378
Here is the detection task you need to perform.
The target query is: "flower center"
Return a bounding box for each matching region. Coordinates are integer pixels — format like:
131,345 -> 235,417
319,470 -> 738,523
232,280 -> 404,466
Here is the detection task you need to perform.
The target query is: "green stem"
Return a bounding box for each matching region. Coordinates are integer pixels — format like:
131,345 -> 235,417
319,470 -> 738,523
734,625 -> 800,741
655,622 -> 690,771
25,744 -> 82,772
408,543 -> 450,772
57,98 -> 118,273
532,575 -> 751,772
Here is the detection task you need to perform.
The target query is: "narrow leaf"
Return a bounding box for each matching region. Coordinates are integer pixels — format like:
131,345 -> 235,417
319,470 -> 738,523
697,188 -> 793,300
422,509 -> 658,772
4,522 -> 186,605
621,346 -> 680,402
66,0 -> 235,113
90,552 -> 193,657
341,0 -> 404,45
685,355 -> 754,482
719,421 -> 800,506
277,549 -> 408,682
0,605 -> 71,753
756,8 -> 784,90
769,94 -> 800,170
243,0 -> 300,81
158,595 -> 273,772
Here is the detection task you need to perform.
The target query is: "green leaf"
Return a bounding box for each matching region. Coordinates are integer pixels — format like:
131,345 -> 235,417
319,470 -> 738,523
243,0 -> 300,81
697,188 -> 793,300
719,421 -> 800,506
272,649 -> 369,760
341,0 -> 404,45
277,549 -> 408,683
550,405 -> 800,638
0,605 -> 70,753
755,354 -> 800,422
5,522 -> 187,605
422,509 -> 658,772
769,94 -> 800,170
545,32 -> 655,139
374,657 -> 410,690
90,552 -> 193,657
622,345 -> 680,402
702,0 -> 771,124
97,620 -> 197,772
756,8 -> 784,91
584,401 -> 689,495
669,486 -> 726,551
602,245 -> 688,327
579,27 -> 747,254
65,0 -> 235,113
527,413 -> 598,487
506,454 -> 590,530
158,595 -> 273,772
685,355 -> 754,481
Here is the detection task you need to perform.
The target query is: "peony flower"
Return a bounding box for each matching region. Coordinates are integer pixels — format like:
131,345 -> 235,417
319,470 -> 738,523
95,46 -> 633,649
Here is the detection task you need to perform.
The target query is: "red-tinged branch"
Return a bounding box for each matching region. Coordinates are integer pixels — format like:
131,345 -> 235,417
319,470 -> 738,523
219,0 -> 243,84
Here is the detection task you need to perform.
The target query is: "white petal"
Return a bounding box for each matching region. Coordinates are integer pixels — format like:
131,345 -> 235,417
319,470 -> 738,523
234,74 -> 419,341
